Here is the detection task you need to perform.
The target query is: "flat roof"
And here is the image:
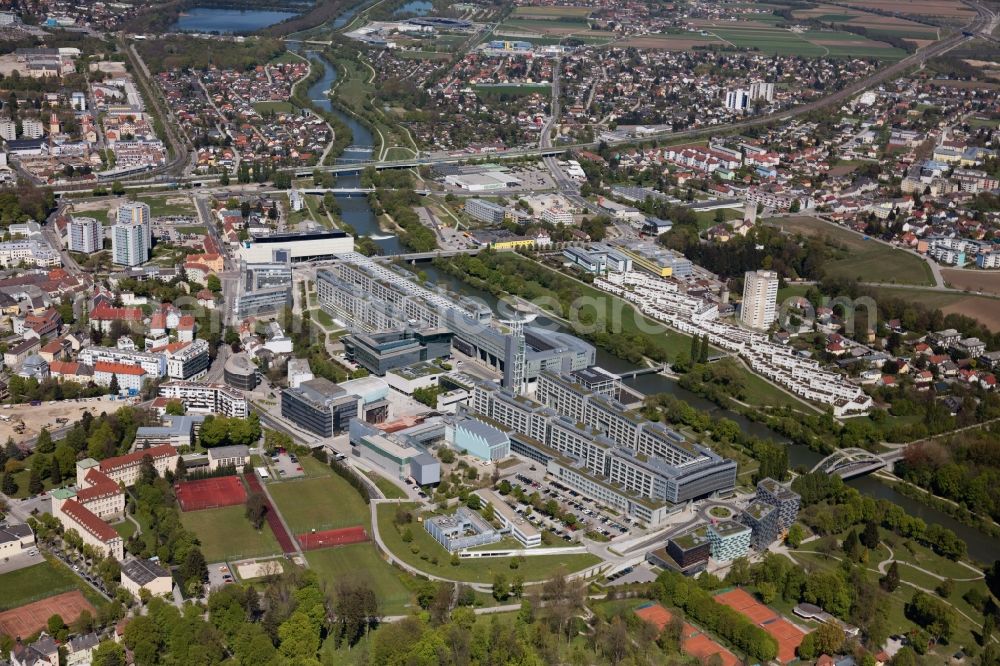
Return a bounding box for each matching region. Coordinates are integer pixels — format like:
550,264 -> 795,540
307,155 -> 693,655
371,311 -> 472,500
476,488 -> 539,539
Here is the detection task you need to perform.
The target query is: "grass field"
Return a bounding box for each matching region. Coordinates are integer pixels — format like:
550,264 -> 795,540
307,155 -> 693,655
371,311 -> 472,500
268,468 -> 370,534
114,519 -> 137,540
253,100 -> 296,114
364,471 -> 407,499
305,543 -> 413,615
0,559 -> 104,611
695,21 -> 908,59
474,84 -> 552,97
511,6 -> 593,18
181,505 -> 282,562
767,216 -> 934,285
135,195 -> 196,217
377,503 -> 600,583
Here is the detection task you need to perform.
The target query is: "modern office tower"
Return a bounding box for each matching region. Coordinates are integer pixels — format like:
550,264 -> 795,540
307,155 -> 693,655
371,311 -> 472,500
116,201 -> 151,251
67,216 -> 103,253
755,478 -> 801,530
740,269 -> 779,330
708,520 -> 752,561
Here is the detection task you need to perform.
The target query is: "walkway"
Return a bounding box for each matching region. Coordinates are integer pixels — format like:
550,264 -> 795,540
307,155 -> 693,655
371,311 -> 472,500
244,472 -> 300,557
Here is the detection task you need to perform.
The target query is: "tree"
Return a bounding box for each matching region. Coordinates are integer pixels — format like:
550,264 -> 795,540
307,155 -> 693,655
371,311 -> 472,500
111,181 -> 125,196
881,561 -> 900,592
206,274 -> 222,293
181,547 -> 207,588
278,611 -> 320,660
91,640 -> 126,666
785,523 -> 805,548
2,472 -> 18,495
492,573 -> 509,601
46,613 -> 67,641
982,613 -> 995,646
108,373 -> 119,395
332,579 -> 378,647
843,529 -> 862,560
936,578 -> 954,599
812,621 -> 845,656
860,520 -> 880,550
165,399 -> 185,416
36,427 -> 54,453
28,469 -> 42,495
245,492 -> 268,529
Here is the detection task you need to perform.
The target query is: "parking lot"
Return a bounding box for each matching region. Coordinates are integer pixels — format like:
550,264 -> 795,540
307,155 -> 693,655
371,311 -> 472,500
503,472 -> 638,543
269,451 -> 305,480
0,546 -> 43,575
208,562 -> 236,589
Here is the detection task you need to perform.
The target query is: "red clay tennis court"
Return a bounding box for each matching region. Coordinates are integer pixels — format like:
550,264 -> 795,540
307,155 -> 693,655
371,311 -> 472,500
715,589 -> 804,664
0,591 -> 95,638
634,603 -> 738,666
297,526 -> 369,551
175,476 -> 247,512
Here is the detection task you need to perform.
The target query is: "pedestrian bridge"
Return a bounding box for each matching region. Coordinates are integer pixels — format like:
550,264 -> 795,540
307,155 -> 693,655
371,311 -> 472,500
810,447 -> 887,479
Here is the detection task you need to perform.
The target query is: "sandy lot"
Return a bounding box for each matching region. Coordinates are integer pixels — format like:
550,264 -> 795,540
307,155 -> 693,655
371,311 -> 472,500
0,396 -> 126,443
942,269 -> 1000,296
236,559 -> 284,580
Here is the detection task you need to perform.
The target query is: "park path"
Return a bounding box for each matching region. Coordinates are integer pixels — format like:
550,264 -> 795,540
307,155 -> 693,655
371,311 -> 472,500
786,546 -> 993,643
244,472 -> 300,557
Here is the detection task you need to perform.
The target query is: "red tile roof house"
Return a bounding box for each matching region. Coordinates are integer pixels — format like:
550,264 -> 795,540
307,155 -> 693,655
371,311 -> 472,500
90,303 -> 143,334
24,308 -> 62,338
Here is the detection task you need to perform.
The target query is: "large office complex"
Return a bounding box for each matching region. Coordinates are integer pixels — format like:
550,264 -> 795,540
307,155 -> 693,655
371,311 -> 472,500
469,370 -> 736,526
281,377 -> 362,437
238,230 -> 354,263
67,216 -> 103,253
235,261 -> 293,318
343,327 -> 453,375
317,254 -> 594,393
741,269 -> 779,330
464,198 -> 507,224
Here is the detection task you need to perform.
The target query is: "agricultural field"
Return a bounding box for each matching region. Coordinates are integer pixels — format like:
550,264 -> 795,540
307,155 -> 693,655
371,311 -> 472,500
868,287 -> 1000,331
510,6 -> 593,19
841,0 -> 974,22
767,216 -> 934,285
304,543 -> 413,616
622,34 -> 724,50
692,20 -> 908,59
941,268 -> 1000,297
792,3 -> 941,40
180,505 -> 282,562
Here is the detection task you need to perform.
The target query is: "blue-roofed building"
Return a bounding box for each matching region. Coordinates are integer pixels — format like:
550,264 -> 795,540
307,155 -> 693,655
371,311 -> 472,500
450,418 -> 510,461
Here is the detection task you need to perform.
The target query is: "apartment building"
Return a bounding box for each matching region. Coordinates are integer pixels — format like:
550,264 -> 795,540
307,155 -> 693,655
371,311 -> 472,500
67,216 -> 103,253
475,488 -> 541,548
78,345 -> 166,377
741,269 -> 778,330
164,339 -> 210,380
158,381 -> 249,418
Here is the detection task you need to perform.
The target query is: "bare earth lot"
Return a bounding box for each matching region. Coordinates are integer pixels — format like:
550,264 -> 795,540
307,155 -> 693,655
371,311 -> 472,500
0,396 -> 125,442
941,269 -> 1000,296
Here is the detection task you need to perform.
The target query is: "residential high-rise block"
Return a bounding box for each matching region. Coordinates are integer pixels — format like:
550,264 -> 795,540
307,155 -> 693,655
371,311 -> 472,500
116,201 -> 151,251
67,216 -> 102,254
741,269 -> 778,330
112,219 -> 148,266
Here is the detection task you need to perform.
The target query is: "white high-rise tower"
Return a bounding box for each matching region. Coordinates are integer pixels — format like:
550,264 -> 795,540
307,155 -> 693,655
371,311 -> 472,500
741,270 -> 779,330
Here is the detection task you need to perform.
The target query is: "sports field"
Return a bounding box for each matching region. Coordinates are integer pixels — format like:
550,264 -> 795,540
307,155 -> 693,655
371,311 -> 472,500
268,470 -> 370,534
714,588 -> 804,664
0,591 -> 95,638
767,216 -> 934,285
635,603 -> 738,666
305,543 -> 413,615
180,504 -> 283,562
175,476 -> 247,512
0,559 -> 100,611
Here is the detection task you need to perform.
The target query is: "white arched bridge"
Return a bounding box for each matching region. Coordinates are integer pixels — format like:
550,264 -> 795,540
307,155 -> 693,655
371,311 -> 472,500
810,447 -> 900,479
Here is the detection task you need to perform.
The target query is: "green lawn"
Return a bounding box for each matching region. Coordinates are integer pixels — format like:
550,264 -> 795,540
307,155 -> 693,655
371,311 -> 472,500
175,225 -> 207,235
735,366 -> 814,410
305,543 -> 413,615
253,100 -> 296,114
134,195 -> 196,217
180,505 -> 282,562
694,207 -> 743,231
311,307 -> 335,328
364,471 -> 407,499
0,558 -> 104,611
268,469 -> 370,534
767,216 -> 934,285
114,519 -> 137,540
376,503 -> 600,583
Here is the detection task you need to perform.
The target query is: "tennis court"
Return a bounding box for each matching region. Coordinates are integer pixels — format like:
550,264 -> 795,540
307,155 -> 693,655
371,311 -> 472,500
714,588 -> 804,664
634,603 -> 738,666
175,476 -> 247,512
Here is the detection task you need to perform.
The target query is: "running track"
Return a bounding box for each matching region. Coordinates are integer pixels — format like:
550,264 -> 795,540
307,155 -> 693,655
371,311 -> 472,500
244,473 -> 296,554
